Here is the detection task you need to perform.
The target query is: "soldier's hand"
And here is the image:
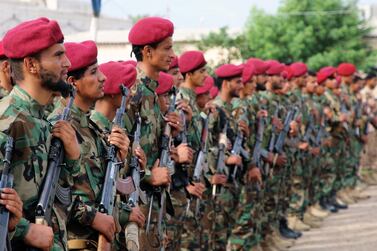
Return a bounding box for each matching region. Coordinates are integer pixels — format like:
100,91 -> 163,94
322,138 -> 333,147
339,113 -> 348,122
175,143 -> 194,164
0,188 -> 22,231
238,120 -> 250,137
204,101 -> 217,114
272,117 -> 283,132
129,206 -> 145,228
225,155 -> 242,166
92,212 -> 117,241
323,107 -> 333,119
176,100 -> 193,122
150,159 -> 171,186
257,110 -> 268,118
298,142 -> 309,151
211,174 -> 227,185
165,112 -> 182,136
247,167 -> 262,183
289,120 -> 298,136
24,223 -> 54,250
52,120 -> 80,160
108,126 -> 130,161
361,135 -> 368,144
134,146 -> 147,170
310,147 -> 320,156
186,182 -> 206,199
277,154 -> 287,166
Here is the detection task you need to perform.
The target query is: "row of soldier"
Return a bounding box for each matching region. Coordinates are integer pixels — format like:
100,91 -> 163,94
0,15 -> 376,251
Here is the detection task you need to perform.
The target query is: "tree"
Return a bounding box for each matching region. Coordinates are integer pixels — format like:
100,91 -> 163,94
200,0 -> 376,70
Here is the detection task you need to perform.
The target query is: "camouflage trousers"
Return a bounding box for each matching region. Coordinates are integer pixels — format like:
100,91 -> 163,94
228,182 -> 260,250
204,183 -> 239,250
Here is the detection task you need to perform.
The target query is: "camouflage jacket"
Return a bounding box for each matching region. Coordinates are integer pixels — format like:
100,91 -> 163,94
0,85 -> 78,250
48,100 -> 108,241
125,67 -> 163,184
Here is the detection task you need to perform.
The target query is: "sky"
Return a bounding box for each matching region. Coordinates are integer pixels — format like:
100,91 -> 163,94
102,0 -> 377,29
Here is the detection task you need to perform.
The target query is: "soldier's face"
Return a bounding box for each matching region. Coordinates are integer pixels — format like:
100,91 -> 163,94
196,92 -> 210,109
269,75 -> 283,90
189,66 -> 207,87
315,85 -> 325,95
243,81 -> 255,96
75,63 -> 106,101
228,77 -> 243,98
37,43 -> 71,93
255,75 -> 267,91
148,37 -> 175,72
158,93 -> 170,113
167,67 -> 183,87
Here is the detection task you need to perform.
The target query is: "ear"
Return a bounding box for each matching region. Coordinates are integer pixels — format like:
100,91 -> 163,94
143,45 -> 153,58
24,57 -> 39,75
67,76 -> 77,88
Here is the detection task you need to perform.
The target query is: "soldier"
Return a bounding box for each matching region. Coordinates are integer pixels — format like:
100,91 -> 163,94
91,61 -> 147,249
167,56 -> 183,87
0,17 -> 81,250
48,41 -> 130,250
0,41 -> 12,98
196,76 -> 215,112
205,64 -> 246,250
127,17 -> 184,251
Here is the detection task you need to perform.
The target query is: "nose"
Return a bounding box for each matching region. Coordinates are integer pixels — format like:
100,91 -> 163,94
63,54 -> 71,69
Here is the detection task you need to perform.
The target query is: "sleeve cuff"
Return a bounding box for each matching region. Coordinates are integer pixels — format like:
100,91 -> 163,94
13,217 -> 30,240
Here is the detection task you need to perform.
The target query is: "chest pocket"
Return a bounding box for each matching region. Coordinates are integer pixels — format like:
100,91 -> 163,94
80,140 -> 105,201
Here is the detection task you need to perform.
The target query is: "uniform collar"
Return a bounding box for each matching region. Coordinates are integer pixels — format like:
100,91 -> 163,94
136,66 -> 159,92
90,110 -> 112,132
12,85 -> 46,119
70,103 -> 90,127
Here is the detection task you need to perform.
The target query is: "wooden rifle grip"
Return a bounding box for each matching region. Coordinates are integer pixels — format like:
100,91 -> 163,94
97,234 -> 111,251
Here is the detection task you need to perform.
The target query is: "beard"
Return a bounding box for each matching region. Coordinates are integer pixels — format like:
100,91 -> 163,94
272,81 -> 282,90
256,82 -> 266,91
40,67 -> 70,97
230,89 -> 240,98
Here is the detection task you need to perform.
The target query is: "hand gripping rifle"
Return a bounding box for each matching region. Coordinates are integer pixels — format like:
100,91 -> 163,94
251,116 -> 266,191
125,113 -> 145,251
230,112 -> 250,188
0,136 -> 14,251
273,106 -> 299,154
211,113 -> 228,199
145,88 -> 177,250
98,85 -> 129,251
192,113 -> 209,221
27,86 -> 76,251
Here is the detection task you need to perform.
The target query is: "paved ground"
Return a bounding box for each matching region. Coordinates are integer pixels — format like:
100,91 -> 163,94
289,185 -> 377,251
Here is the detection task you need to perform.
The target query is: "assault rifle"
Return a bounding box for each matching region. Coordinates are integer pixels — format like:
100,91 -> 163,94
274,106 -> 299,154
0,136 -> 14,251
192,113 -> 209,220
98,85 -> 129,251
125,114 -> 145,251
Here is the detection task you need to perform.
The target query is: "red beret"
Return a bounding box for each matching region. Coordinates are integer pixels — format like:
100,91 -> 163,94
0,41 -> 5,59
210,86 -> 219,98
215,64 -> 244,78
242,63 -> 255,83
317,66 -> 336,84
120,60 -> 137,67
156,72 -> 174,95
100,61 -> 137,94
3,17 -> 64,59
246,58 -> 269,75
169,56 -> 179,70
65,41 -> 98,72
195,76 -> 214,95
128,17 -> 174,46
178,50 -> 207,74
282,65 -> 294,80
290,62 -> 308,77
337,63 -> 356,76
266,61 -> 285,76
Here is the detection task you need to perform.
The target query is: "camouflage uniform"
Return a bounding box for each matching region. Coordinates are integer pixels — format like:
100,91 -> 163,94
228,96 -> 259,250
170,87 -> 203,251
0,85 -> 79,251
125,67 -> 166,251
205,96 -> 239,250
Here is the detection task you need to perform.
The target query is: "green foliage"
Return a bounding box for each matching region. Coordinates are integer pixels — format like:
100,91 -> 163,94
199,0 -> 376,70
